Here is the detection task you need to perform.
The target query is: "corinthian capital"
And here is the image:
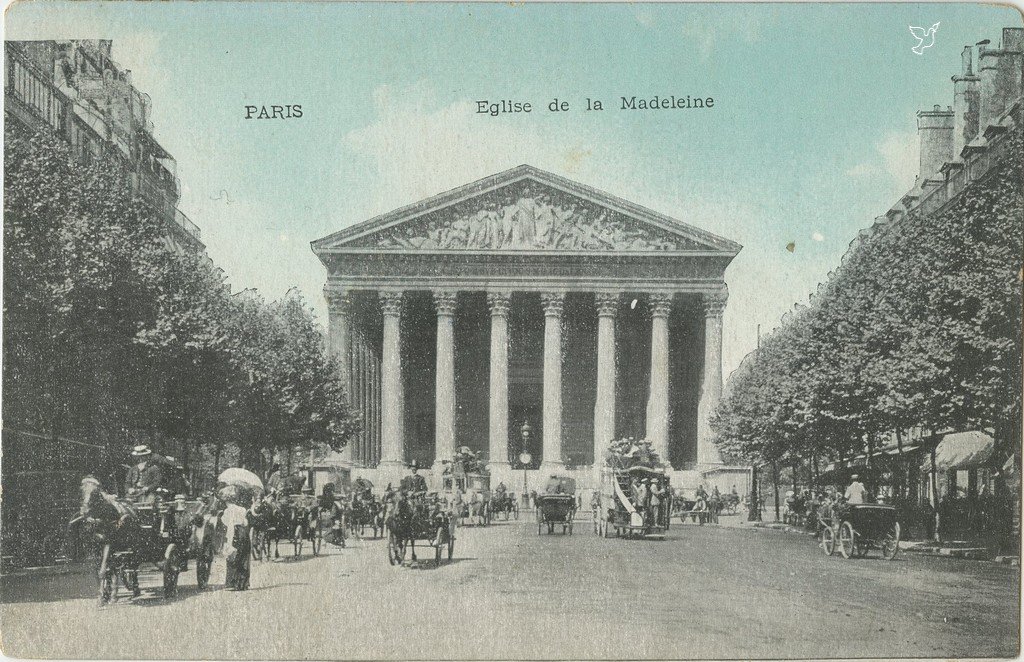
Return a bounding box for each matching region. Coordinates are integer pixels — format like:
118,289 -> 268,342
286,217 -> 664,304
433,290 -> 458,316
702,292 -> 728,318
595,292 -> 620,317
541,292 -> 565,317
648,293 -> 674,318
487,291 -> 512,317
324,285 -> 350,315
379,290 -> 403,317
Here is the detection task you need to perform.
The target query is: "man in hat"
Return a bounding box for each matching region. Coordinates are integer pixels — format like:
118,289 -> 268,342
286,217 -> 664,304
401,460 -> 428,495
845,473 -> 868,505
124,445 -> 165,504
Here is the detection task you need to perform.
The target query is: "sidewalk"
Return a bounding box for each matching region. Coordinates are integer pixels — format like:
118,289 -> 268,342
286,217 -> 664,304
748,520 -> 1020,565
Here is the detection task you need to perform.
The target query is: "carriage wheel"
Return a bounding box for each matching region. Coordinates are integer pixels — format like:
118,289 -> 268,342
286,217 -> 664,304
821,526 -> 836,556
196,541 -> 213,589
163,544 -> 180,599
293,525 -> 304,558
838,521 -> 856,559
881,522 -> 901,560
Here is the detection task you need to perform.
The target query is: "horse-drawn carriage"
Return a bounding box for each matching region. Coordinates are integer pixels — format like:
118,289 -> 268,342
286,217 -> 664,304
385,493 -> 456,566
597,466 -> 671,539
442,471 -> 492,526
76,480 -> 216,606
536,475 -> 576,535
490,487 -> 519,521
250,491 -> 343,560
819,502 -> 900,560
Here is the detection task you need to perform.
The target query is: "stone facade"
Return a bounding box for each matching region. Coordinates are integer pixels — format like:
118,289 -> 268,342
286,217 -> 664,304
312,165 -> 741,490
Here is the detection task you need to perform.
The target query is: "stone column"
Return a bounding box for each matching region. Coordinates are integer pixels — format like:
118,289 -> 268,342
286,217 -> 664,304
645,294 -> 673,463
359,339 -> 370,466
324,286 -> 352,462
379,291 -> 405,474
432,291 -> 458,475
487,292 -> 512,476
697,291 -> 728,467
355,334 -> 365,465
593,293 -> 618,467
541,292 -> 565,471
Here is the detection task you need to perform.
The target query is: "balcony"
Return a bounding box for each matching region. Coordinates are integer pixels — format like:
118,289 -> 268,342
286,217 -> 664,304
173,208 -> 202,243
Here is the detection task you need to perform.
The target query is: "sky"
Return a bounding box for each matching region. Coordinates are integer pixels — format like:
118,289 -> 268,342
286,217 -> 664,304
6,1 -> 1022,377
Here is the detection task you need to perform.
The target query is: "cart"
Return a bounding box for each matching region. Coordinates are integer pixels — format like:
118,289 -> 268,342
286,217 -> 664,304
820,503 -> 900,560
536,475 -> 576,535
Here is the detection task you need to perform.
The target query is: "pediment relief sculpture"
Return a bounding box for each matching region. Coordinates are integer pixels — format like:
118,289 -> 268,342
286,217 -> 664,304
351,181 -> 701,251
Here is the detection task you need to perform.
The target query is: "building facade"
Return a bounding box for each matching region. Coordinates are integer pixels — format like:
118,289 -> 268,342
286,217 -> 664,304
4,39 -> 204,253
313,165 -> 741,490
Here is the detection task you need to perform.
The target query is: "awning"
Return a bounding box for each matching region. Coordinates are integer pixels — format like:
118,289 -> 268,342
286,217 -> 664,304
923,430 -> 995,472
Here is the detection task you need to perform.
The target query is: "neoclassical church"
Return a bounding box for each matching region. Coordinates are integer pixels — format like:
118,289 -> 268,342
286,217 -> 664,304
312,165 -> 744,491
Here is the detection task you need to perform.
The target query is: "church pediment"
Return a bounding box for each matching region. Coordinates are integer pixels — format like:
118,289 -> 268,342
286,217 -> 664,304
313,166 -> 740,255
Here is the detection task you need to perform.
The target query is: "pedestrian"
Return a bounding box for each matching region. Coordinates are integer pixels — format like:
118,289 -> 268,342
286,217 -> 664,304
650,479 -> 664,527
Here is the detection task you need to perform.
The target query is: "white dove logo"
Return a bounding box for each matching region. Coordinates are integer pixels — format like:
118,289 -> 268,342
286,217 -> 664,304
909,22 -> 940,55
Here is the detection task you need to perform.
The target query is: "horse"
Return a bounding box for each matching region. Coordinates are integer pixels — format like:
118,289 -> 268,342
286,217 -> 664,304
465,490 -> 486,526
77,478 -> 145,603
349,494 -> 384,538
249,494 -> 285,560
383,494 -> 443,564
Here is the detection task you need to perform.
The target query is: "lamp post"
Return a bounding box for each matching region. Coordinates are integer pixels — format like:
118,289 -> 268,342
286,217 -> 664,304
520,421 -> 533,509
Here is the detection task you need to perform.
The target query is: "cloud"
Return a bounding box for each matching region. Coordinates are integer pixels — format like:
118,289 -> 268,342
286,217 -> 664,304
844,130 -> 918,191
876,130 -> 919,190
336,82 -> 645,222
681,8 -> 774,59
845,162 -> 875,178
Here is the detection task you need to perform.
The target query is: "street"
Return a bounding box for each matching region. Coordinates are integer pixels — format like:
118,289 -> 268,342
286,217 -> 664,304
1,515 -> 1019,660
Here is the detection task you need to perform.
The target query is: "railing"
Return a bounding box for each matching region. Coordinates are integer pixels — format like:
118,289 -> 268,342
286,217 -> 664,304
174,208 -> 202,242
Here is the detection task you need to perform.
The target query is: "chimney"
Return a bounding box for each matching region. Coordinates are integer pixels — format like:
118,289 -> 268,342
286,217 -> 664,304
978,28 -> 1024,130
952,45 -> 981,156
917,104 -> 954,185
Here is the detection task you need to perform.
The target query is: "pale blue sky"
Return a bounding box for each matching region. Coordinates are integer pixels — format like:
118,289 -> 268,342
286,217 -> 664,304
6,2 -> 1021,376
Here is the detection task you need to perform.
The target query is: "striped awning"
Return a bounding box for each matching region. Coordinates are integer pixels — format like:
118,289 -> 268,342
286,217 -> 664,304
924,430 -> 995,472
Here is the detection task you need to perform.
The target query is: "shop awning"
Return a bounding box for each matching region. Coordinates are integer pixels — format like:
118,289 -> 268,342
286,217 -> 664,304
923,430 -> 995,472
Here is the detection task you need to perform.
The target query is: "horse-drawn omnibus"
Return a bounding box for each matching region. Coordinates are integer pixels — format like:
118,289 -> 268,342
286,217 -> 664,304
596,466 -> 672,539
441,466 -> 492,526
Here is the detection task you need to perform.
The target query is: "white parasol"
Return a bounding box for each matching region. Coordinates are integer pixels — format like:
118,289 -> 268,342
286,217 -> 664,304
217,467 -> 264,492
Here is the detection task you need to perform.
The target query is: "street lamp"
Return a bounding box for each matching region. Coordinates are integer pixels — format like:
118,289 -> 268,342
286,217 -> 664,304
520,421 -> 533,508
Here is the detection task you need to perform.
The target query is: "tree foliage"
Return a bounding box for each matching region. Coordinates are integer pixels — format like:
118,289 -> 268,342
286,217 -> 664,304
713,123 -> 1023,471
3,124 -> 356,486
